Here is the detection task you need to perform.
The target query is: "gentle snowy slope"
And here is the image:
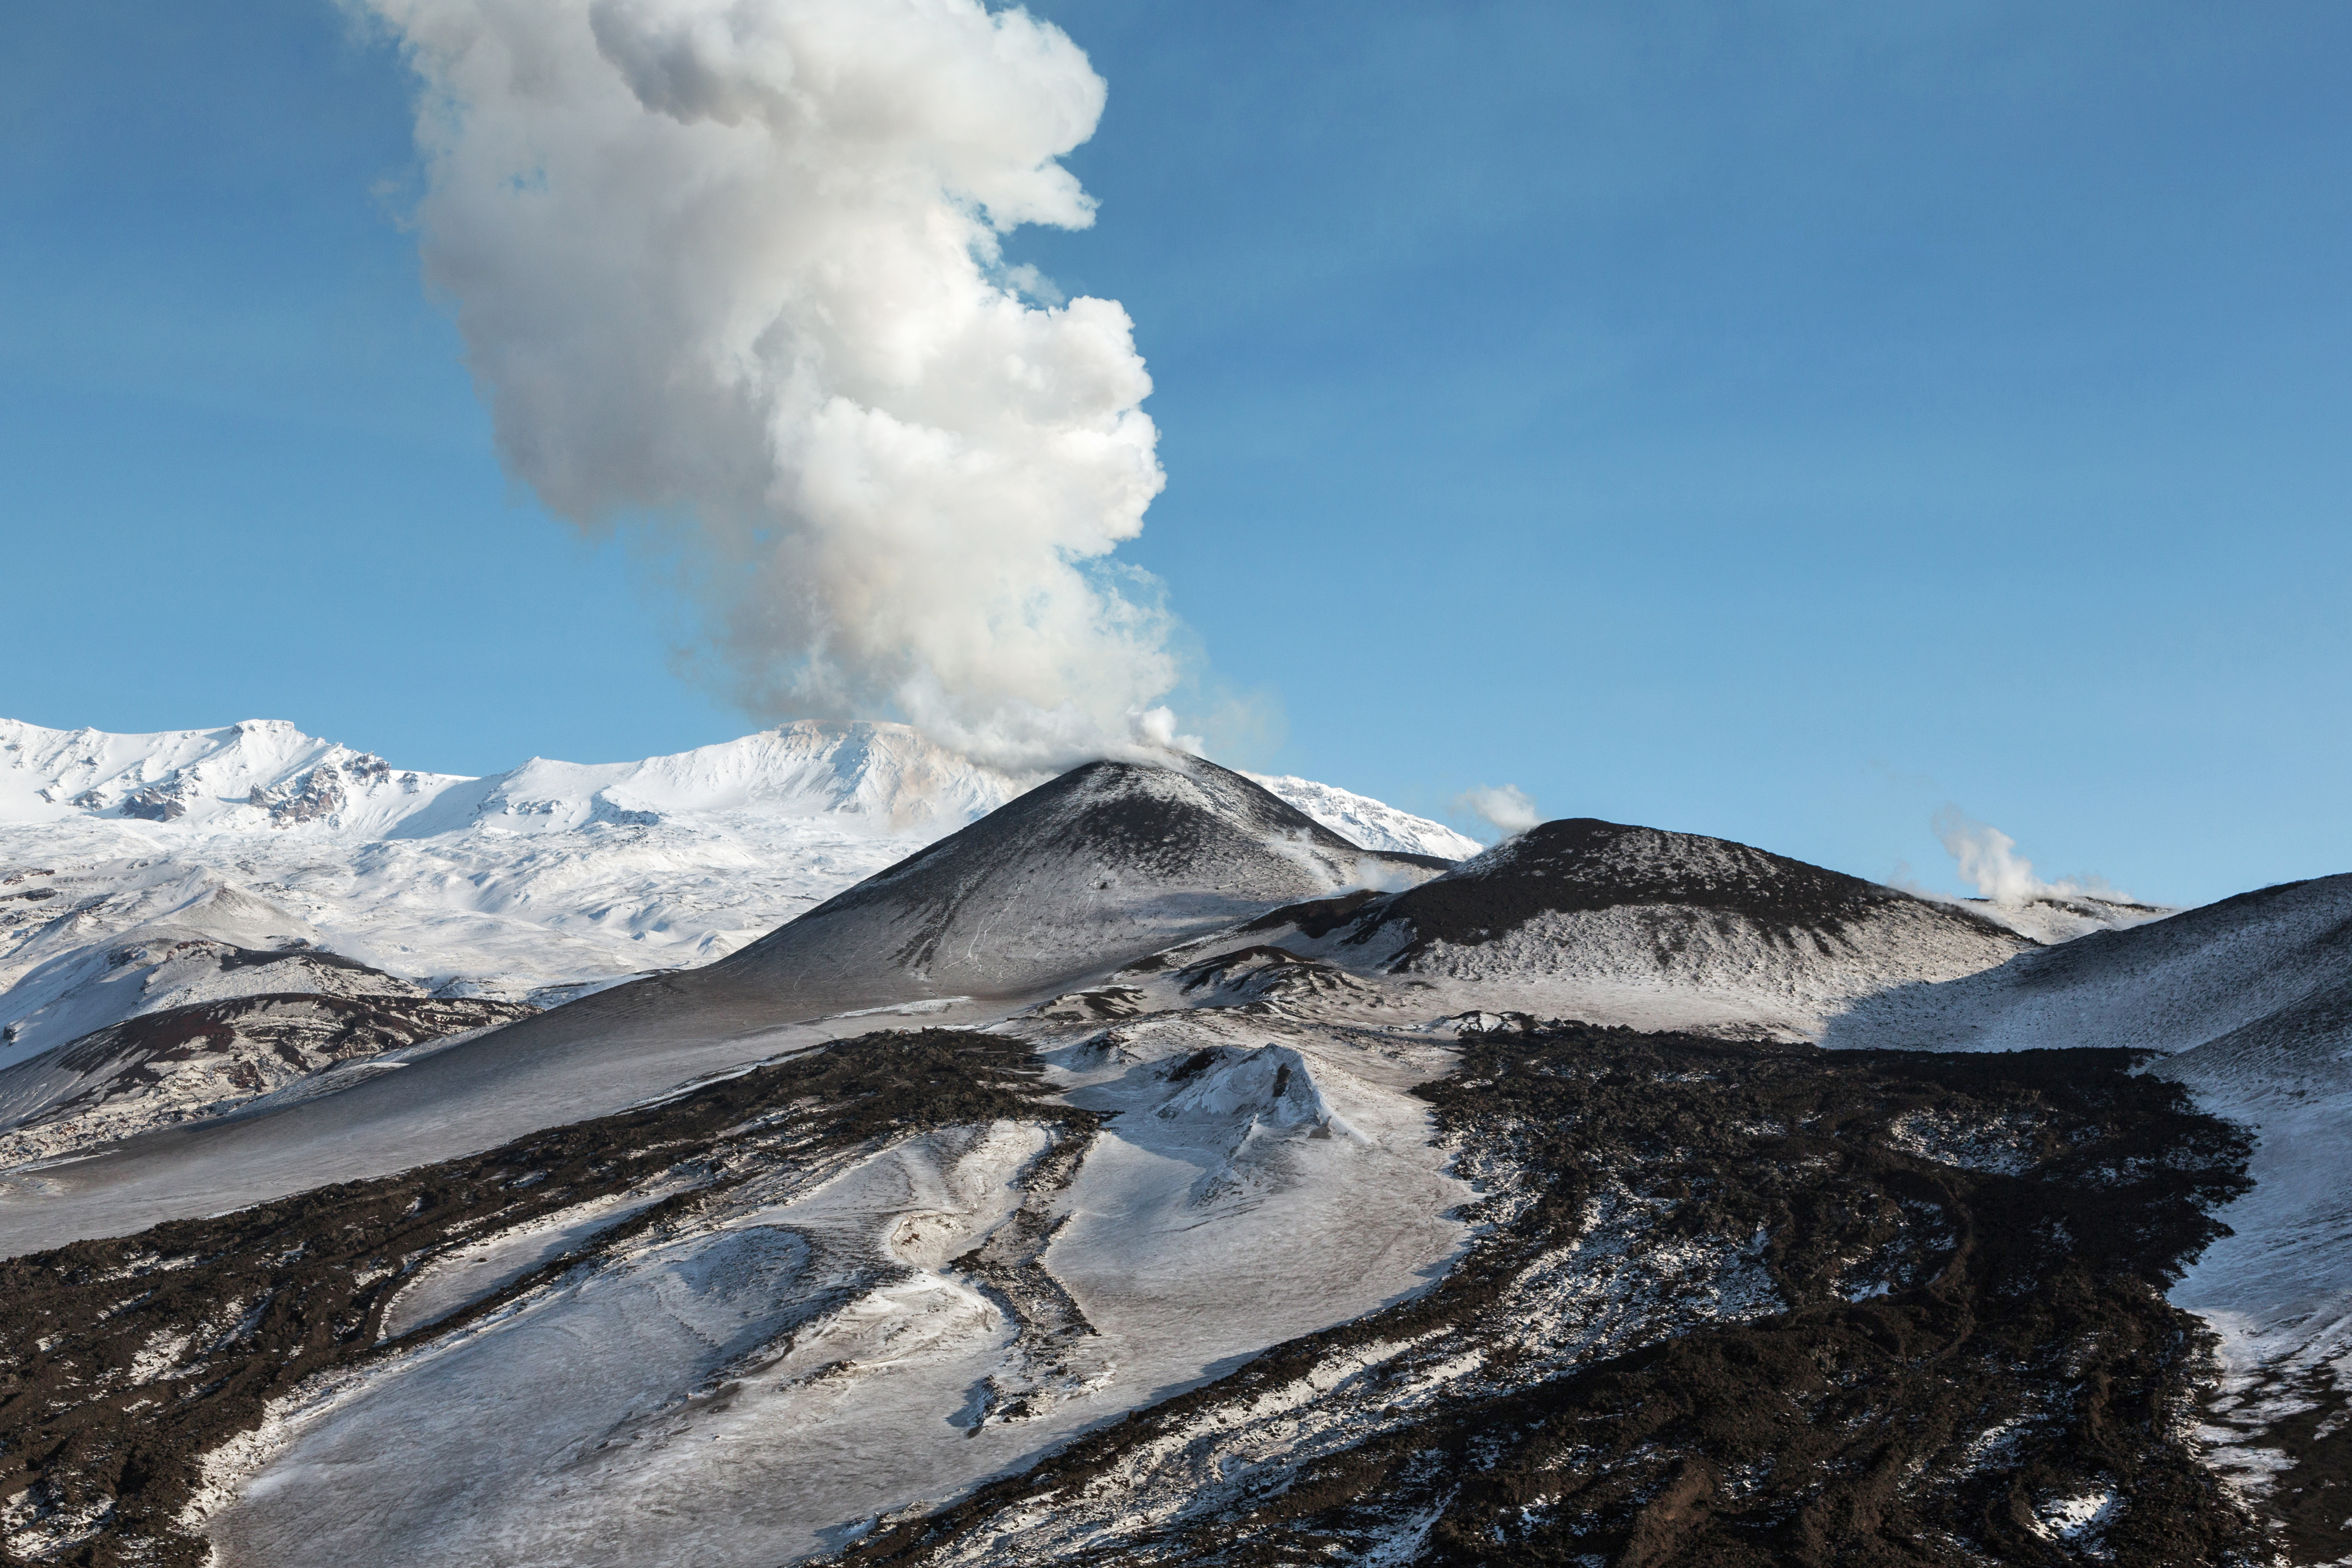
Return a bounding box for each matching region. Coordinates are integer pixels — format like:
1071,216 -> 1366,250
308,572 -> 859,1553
2,870 -> 334,1062
212,1028 -> 1465,1568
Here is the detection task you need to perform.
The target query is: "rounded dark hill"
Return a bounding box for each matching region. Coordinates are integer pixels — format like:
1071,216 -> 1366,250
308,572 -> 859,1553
1384,818 -> 1952,951
1251,817 -> 2031,1025
698,755 -> 1448,1007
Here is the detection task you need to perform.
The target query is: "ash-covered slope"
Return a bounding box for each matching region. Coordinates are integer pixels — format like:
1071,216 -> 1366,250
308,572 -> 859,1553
1827,873 -> 2352,1063
1249,817 -> 2031,1034
707,756 -> 1448,1006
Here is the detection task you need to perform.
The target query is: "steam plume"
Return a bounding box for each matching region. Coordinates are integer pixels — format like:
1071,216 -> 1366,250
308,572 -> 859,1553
366,0 -> 1176,769
1931,805 -> 2131,906
1456,784 -> 1539,839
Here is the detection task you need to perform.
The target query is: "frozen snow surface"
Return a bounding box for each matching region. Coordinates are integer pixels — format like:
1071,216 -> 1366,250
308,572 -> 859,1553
213,1029 -> 1467,1568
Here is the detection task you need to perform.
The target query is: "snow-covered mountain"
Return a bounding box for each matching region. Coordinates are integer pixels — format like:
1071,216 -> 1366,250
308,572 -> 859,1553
0,717 -> 1029,1011
0,716 -> 1012,837
1241,772 -> 1481,860
0,736 -> 2340,1567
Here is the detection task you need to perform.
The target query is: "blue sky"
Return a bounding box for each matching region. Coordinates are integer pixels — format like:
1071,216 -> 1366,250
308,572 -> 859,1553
3,0 -> 2348,904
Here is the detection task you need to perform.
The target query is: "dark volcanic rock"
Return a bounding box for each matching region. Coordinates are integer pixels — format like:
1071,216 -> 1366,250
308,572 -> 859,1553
116,777 -> 194,822
247,760 -> 372,827
846,1026 -> 2261,1568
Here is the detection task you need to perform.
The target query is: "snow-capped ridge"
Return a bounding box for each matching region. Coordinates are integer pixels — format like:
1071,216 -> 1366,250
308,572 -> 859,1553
0,716 -> 1028,841
0,718 -> 1041,1007
451,723 -> 1029,840
1244,773 -> 1478,861
0,717 -> 465,836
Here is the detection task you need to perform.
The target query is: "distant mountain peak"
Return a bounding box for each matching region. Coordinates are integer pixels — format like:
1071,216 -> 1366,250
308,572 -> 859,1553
1244,771 -> 1478,860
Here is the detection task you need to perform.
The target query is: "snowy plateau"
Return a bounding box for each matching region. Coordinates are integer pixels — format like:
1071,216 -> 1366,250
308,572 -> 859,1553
0,718 -> 2345,1568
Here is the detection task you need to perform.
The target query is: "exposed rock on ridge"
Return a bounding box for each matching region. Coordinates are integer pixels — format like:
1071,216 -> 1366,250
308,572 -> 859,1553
0,991 -> 535,1168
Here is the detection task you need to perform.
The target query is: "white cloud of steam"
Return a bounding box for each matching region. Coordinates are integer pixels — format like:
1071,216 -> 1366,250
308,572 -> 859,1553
1931,805 -> 2133,906
365,0 -> 1180,770
1455,784 -> 1540,839
1131,704 -> 1206,756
